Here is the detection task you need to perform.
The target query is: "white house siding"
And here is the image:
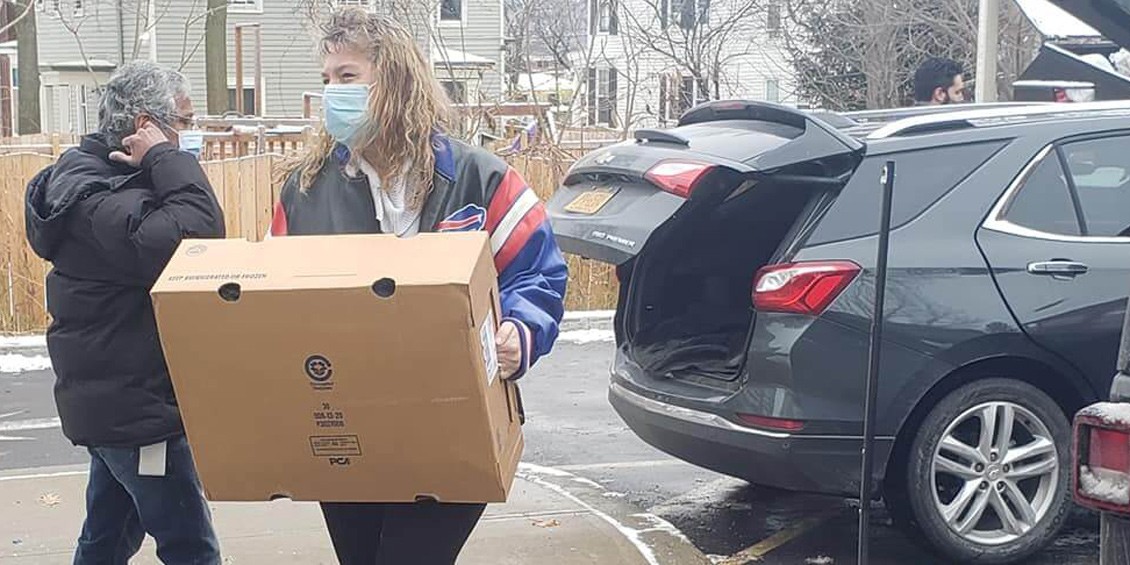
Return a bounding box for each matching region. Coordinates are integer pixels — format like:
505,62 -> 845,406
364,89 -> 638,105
34,0 -> 506,129
578,0 -> 796,130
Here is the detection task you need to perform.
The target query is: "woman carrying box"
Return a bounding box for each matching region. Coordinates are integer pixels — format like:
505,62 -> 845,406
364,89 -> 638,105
269,7 -> 568,564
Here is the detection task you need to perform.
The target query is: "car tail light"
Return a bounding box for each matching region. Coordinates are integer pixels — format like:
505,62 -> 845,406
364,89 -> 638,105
1074,403 -> 1130,514
1053,86 -> 1095,103
736,413 -> 806,432
753,261 -> 861,316
644,160 -> 715,198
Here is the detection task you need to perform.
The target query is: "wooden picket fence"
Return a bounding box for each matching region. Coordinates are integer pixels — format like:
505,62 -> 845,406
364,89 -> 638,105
0,151 -> 617,334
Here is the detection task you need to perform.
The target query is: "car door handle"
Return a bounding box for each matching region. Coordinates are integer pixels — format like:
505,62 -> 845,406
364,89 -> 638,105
1027,261 -> 1089,277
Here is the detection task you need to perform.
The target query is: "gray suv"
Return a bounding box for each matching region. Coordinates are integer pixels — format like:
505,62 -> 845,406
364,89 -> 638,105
547,101 -> 1130,563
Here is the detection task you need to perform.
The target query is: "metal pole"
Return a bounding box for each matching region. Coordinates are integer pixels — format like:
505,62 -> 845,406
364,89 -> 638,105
858,161 -> 896,565
975,0 -> 1000,102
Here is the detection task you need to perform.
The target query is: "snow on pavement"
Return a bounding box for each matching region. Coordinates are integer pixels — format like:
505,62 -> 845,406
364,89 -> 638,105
557,329 -> 615,344
0,335 -> 47,349
0,353 -> 52,374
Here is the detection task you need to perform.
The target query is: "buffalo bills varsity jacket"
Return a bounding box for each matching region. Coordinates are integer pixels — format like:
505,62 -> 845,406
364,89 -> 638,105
268,134 -> 568,379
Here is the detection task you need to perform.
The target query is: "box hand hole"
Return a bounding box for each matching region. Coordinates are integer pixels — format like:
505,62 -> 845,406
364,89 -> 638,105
218,283 -> 242,302
372,278 -> 397,298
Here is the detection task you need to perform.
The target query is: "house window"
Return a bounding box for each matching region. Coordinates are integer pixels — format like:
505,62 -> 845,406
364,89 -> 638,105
228,87 -> 257,115
586,67 -> 617,126
767,2 -> 781,37
662,0 -> 703,30
440,0 -> 462,21
679,76 -> 694,113
591,0 -> 617,35
766,79 -> 779,102
228,0 -> 263,13
442,80 -> 467,104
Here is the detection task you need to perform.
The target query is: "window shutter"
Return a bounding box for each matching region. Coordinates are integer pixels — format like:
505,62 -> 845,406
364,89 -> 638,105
660,0 -> 668,27
609,0 -> 619,34
608,68 -> 618,126
592,67 -> 601,124
590,0 -> 598,34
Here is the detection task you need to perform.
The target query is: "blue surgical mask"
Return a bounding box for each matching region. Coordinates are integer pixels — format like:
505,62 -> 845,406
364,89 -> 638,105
179,130 -> 204,159
323,84 -> 372,144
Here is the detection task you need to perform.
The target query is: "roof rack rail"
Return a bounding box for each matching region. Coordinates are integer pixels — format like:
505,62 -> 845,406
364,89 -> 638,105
845,102 -> 1045,124
867,100 -> 1130,139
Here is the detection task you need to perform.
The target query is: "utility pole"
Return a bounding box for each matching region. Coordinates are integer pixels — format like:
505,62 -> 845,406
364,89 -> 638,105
975,0 -> 999,102
205,0 -> 229,114
13,0 -> 39,134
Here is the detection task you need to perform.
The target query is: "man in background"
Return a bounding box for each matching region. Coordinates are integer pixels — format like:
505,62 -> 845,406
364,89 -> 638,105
914,57 -> 967,105
24,60 -> 223,565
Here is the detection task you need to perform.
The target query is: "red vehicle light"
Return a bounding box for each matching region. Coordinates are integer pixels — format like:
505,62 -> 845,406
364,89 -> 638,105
644,160 -> 715,198
753,261 -> 861,316
1073,403 -> 1130,513
736,413 -> 806,432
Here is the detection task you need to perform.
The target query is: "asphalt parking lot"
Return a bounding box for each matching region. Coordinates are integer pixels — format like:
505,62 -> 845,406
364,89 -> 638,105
0,334 -> 1102,563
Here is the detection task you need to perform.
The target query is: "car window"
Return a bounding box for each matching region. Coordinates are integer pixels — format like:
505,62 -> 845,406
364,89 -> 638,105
1001,152 -> 1082,236
1061,136 -> 1130,237
806,141 -> 1007,246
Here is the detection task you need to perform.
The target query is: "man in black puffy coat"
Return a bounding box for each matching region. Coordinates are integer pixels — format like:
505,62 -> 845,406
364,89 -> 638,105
24,60 -> 224,565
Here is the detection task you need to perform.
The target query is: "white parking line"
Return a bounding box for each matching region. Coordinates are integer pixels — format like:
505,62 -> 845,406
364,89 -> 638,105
556,459 -> 684,472
0,416 -> 61,432
518,462 -> 696,565
0,470 -> 87,482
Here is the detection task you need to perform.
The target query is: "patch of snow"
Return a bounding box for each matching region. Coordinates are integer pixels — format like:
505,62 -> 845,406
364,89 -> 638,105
1079,466 -> 1130,506
563,310 -> 615,321
1015,0 -> 1101,39
0,354 -> 52,374
1114,50 -> 1130,76
806,557 -> 835,565
603,491 -> 628,498
0,335 -> 47,349
1078,402 -> 1130,427
557,329 -> 615,344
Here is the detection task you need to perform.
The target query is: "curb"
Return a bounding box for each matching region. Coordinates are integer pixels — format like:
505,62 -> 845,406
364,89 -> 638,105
517,463 -> 712,565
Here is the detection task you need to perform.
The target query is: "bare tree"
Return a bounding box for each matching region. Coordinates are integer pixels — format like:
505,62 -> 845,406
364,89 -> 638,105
783,0 -> 1042,110
619,0 -> 768,102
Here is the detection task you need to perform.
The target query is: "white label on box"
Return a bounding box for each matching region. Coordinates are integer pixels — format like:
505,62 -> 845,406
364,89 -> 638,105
481,309 -> 499,385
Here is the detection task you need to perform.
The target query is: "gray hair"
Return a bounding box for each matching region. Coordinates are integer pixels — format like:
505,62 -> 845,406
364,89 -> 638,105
97,60 -> 190,148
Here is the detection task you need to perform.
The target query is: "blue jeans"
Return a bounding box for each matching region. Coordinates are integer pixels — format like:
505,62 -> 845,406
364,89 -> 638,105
73,435 -> 221,565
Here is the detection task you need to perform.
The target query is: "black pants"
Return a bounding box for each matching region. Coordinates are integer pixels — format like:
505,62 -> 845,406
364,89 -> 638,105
320,501 -> 486,565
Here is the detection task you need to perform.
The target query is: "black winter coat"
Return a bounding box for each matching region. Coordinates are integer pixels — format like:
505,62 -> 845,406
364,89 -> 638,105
25,134 -> 224,447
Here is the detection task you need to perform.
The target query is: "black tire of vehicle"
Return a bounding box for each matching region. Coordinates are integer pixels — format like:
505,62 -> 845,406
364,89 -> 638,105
902,378 -> 1073,564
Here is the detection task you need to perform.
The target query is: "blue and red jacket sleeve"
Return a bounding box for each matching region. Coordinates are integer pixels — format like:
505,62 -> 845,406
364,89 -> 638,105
486,167 -> 568,379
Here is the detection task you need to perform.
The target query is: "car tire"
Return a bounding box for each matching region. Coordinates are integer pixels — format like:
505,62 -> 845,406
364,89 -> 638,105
900,378 -> 1072,564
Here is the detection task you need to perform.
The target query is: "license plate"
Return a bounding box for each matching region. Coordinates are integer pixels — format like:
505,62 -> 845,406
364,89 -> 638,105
564,187 -> 619,215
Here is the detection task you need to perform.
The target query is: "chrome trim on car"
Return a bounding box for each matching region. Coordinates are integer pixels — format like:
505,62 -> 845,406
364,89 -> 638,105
611,382 -> 792,438
610,382 -> 892,441
982,144 -> 1130,244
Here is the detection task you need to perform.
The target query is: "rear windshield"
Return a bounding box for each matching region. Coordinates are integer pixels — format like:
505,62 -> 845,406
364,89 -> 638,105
806,140 -> 1008,246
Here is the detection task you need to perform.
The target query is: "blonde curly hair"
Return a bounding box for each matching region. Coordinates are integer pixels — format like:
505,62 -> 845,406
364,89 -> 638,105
294,8 -> 451,210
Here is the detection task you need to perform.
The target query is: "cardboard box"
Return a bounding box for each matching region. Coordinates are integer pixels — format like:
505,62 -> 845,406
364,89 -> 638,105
151,232 -> 524,503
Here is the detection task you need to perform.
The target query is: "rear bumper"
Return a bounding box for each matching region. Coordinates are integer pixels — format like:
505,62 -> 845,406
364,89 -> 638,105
610,382 -> 892,497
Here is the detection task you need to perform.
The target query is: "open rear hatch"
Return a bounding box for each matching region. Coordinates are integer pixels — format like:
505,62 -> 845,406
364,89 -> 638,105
1018,0 -> 1130,99
547,101 -> 864,381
